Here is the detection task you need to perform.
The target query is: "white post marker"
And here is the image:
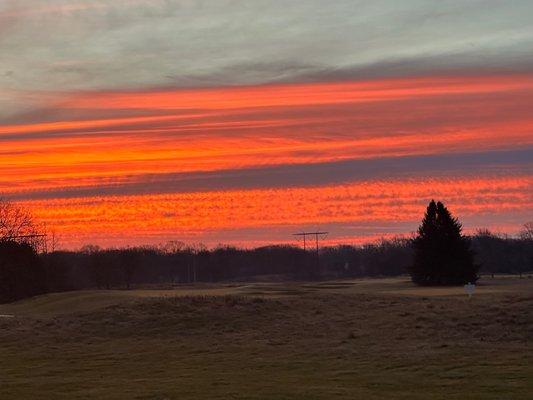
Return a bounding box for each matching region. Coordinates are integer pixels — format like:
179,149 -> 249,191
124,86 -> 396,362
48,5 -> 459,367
464,283 -> 475,298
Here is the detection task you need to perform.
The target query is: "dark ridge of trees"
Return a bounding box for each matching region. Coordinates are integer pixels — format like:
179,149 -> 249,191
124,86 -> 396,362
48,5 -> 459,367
1,233 -> 532,304
409,200 -> 479,286
472,228 -> 533,278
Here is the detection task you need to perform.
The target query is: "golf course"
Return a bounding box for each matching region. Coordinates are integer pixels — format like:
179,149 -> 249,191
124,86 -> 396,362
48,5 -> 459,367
0,276 -> 531,399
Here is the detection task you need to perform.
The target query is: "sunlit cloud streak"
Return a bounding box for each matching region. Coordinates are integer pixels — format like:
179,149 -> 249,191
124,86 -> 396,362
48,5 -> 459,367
1,76 -> 532,197
3,149 -> 531,201
20,175 -> 532,249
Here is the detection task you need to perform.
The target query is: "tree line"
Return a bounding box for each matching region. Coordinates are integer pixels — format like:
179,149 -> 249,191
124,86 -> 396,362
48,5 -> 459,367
1,199 -> 532,303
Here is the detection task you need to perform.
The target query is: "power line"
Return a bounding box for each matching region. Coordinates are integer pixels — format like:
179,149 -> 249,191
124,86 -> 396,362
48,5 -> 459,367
2,234 -> 46,240
293,231 -> 329,269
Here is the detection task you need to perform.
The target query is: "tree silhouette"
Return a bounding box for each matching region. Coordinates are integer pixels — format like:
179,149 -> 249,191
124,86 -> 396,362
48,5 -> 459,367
1,198 -> 34,240
0,241 -> 46,303
519,222 -> 533,241
0,199 -> 49,302
0,198 -> 48,251
410,200 -> 478,285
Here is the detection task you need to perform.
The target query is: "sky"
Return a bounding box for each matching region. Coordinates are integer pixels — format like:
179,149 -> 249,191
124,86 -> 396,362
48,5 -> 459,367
1,0 -> 532,249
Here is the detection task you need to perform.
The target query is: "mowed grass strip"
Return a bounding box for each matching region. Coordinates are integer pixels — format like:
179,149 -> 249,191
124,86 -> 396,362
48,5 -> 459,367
0,278 -> 531,399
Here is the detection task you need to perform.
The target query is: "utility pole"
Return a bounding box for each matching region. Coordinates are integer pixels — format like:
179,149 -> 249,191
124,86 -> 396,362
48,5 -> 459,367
315,232 -> 320,267
193,254 -> 197,283
293,231 -> 329,271
188,252 -> 197,283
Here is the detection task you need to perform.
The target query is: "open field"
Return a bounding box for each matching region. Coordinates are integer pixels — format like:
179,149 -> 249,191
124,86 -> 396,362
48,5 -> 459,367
1,276 -> 531,399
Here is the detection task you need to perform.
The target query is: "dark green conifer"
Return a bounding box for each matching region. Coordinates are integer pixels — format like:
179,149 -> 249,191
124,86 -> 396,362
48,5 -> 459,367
410,200 -> 478,285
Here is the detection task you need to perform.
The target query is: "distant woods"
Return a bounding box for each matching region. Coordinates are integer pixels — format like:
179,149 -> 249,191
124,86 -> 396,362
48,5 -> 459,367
0,198 -> 532,303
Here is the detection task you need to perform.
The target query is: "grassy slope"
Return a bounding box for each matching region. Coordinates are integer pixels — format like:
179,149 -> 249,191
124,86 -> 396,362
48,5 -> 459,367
0,277 -> 531,400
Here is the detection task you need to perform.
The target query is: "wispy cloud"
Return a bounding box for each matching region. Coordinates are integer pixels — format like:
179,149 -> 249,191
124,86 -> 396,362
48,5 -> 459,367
2,1 -> 533,118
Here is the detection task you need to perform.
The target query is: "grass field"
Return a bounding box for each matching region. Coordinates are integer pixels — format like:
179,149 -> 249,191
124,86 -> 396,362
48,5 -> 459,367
1,276 -> 531,399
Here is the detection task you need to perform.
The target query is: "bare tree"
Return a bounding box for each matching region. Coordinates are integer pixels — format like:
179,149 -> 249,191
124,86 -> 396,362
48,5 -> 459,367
161,240 -> 185,254
0,199 -> 32,238
40,223 -> 60,253
0,198 -> 46,251
519,222 -> 533,240
47,228 -> 60,252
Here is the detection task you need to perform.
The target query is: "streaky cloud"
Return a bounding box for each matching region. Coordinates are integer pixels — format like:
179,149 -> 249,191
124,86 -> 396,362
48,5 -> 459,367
7,148 -> 532,201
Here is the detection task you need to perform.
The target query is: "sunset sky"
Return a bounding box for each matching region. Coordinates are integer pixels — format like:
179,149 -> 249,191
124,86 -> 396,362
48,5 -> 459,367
1,0 -> 532,249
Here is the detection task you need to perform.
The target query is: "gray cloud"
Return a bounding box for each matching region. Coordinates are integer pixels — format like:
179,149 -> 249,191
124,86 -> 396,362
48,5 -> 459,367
1,0 -> 533,118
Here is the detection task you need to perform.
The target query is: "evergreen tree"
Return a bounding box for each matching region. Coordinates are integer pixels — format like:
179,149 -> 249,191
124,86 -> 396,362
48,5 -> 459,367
410,200 -> 478,285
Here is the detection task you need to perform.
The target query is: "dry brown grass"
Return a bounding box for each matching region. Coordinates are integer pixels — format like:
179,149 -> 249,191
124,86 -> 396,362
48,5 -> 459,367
0,277 -> 531,399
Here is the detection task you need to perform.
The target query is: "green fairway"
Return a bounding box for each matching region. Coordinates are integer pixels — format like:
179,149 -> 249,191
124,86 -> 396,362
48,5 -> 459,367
1,277 -> 531,399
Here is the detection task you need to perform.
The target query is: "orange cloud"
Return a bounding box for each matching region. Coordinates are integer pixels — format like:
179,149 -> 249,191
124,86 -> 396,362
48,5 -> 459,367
63,75 -> 533,111
20,175 -> 532,249
2,74 -> 532,247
